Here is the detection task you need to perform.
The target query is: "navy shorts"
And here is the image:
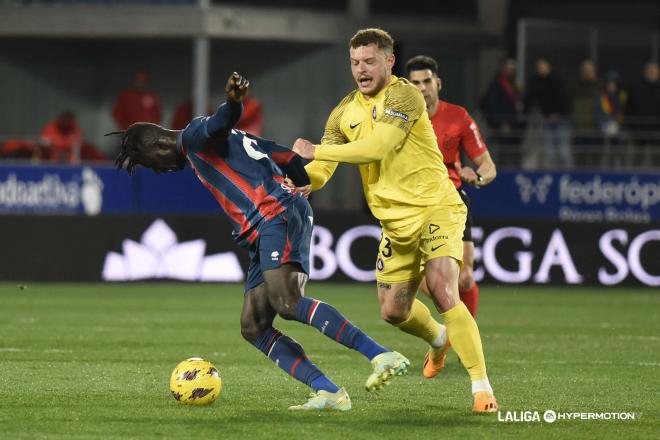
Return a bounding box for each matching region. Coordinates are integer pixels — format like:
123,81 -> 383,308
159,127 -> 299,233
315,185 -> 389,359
457,186 -> 473,242
245,196 -> 312,291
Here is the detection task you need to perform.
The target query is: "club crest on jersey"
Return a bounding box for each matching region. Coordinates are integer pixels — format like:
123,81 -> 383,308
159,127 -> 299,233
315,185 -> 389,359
372,105 -> 377,120
377,258 -> 384,271
384,108 -> 409,122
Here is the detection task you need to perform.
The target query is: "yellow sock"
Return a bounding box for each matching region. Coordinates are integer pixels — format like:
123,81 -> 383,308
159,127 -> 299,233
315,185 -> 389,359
394,298 -> 442,346
441,301 -> 488,382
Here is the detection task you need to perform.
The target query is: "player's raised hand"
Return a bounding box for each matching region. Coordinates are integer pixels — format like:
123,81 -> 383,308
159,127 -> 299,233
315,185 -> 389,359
225,72 -> 249,102
292,138 -> 316,160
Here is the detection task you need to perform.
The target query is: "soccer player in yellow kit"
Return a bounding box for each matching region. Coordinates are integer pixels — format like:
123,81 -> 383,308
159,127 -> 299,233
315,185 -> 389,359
293,28 -> 498,412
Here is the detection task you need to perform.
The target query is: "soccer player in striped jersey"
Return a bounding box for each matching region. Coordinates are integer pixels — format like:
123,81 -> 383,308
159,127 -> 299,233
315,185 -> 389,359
406,55 -> 497,375
294,29 -> 498,412
111,72 -> 409,411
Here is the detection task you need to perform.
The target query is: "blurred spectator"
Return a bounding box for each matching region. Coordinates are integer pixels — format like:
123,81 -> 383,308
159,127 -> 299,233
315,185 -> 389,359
479,57 -> 524,166
524,58 -> 573,169
40,111 -> 82,163
627,61 -> 660,166
37,111 -> 107,163
80,142 -> 108,162
570,59 -> 600,166
170,98 -> 212,130
171,94 -> 263,136
235,95 -> 264,136
112,70 -> 161,130
0,139 -> 38,160
595,71 -> 628,168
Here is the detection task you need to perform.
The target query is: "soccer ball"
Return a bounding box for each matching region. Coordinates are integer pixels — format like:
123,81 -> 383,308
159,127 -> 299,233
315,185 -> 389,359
169,357 -> 222,405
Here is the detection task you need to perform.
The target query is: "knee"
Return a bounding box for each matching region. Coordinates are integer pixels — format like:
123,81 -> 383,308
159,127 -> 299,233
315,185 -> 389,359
425,278 -> 459,312
458,267 -> 475,292
240,314 -> 272,344
276,304 -> 298,321
379,303 -> 410,325
263,273 -> 302,321
240,320 -> 263,344
268,293 -> 300,321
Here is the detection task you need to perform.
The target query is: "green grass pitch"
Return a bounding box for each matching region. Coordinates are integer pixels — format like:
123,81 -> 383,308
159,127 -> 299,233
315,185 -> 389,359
1,283 -> 658,439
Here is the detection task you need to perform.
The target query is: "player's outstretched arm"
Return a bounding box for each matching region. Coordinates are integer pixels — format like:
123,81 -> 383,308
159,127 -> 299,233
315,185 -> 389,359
295,122 -> 407,164
300,83 -> 422,164
206,72 -> 250,136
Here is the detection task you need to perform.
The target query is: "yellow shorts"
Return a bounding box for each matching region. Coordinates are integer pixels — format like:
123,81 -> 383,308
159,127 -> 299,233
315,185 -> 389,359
375,204 -> 467,284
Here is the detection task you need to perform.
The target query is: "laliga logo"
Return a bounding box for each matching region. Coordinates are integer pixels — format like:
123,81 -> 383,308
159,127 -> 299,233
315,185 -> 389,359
515,174 -> 554,204
102,219 -> 243,281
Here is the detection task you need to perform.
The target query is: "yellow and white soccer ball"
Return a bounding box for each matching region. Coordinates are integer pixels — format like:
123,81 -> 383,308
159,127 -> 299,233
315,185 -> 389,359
170,357 -> 222,405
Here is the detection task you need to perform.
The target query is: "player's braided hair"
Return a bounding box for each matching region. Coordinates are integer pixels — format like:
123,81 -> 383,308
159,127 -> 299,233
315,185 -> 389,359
349,28 -> 394,54
405,55 -> 439,77
106,122 -> 161,175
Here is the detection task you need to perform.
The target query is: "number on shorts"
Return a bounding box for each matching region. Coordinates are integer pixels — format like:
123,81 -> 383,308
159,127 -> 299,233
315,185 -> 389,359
381,236 -> 393,258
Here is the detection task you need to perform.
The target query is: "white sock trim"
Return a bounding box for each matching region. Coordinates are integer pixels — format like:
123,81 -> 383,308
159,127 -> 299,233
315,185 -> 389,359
471,378 -> 493,395
431,323 -> 447,348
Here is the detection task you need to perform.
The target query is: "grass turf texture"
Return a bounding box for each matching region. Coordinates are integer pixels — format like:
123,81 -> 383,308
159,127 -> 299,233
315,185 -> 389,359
0,283 -> 658,439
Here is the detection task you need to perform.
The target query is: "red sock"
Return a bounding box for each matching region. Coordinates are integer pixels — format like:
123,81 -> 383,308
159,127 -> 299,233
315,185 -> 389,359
459,283 -> 479,317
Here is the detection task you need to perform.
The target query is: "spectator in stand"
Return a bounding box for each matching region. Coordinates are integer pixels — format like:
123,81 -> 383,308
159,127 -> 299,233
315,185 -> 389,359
171,94 -> 263,136
40,111 -> 82,163
112,70 -> 161,130
235,94 -> 264,136
524,58 -> 573,169
170,98 -> 212,130
595,71 -> 628,168
479,57 -> 524,166
627,61 -> 660,166
570,59 -> 600,167
38,111 -> 107,163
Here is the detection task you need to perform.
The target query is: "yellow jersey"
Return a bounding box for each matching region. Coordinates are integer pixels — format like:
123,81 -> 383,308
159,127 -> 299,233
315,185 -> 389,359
306,75 -> 462,221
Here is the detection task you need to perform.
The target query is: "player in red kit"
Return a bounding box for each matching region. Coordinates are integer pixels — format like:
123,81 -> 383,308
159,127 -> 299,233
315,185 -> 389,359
406,55 -> 497,378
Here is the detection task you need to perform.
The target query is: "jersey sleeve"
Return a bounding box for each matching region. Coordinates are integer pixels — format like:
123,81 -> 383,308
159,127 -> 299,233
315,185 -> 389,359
181,100 -> 243,154
314,123 -> 406,163
378,81 -> 425,133
205,100 -> 243,137
460,110 -> 488,160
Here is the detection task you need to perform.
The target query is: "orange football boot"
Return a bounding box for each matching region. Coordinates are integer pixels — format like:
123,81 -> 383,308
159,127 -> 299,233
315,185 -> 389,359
472,391 -> 498,413
422,340 -> 451,378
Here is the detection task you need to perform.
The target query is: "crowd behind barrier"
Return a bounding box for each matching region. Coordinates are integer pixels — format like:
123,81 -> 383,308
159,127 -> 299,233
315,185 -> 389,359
1,58 -> 657,172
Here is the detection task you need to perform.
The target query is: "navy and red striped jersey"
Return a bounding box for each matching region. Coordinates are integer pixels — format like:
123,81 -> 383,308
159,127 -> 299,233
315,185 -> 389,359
177,100 -> 309,247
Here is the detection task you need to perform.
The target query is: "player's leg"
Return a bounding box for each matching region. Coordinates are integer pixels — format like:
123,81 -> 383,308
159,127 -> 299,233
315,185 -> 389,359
422,206 -> 497,413
425,256 -> 496,412
261,198 -> 408,391
241,252 -> 350,410
377,229 -> 447,376
263,264 -> 389,361
412,277 -> 451,378
457,187 -> 479,317
459,240 -> 479,316
263,264 -> 408,391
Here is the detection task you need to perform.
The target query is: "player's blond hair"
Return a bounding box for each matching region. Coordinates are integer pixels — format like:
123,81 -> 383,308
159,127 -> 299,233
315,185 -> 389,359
349,28 -> 394,54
